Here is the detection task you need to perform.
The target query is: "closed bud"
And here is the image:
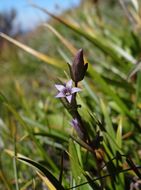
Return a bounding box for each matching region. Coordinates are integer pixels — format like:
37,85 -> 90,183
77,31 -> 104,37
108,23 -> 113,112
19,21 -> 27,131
69,49 -> 88,83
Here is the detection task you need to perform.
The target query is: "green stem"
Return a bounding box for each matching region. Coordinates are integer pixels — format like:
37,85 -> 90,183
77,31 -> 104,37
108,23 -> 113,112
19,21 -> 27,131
13,133 -> 19,190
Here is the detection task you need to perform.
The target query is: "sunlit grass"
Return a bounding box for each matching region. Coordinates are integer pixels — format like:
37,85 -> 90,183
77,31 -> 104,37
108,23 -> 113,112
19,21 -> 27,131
0,0 -> 141,189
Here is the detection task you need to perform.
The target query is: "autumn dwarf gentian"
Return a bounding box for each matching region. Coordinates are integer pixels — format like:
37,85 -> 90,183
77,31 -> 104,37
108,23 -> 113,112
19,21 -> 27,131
55,80 -> 81,103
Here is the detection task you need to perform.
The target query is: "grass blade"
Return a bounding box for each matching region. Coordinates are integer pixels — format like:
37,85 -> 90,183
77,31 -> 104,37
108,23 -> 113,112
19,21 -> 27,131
127,59 -> 141,79
31,4 -> 136,64
5,150 -> 65,190
44,23 -> 76,55
18,157 -> 65,190
116,117 -> 123,149
36,171 -> 56,190
0,32 -> 65,68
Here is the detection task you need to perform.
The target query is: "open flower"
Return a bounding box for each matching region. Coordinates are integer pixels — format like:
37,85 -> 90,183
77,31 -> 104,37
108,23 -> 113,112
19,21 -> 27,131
55,80 -> 81,103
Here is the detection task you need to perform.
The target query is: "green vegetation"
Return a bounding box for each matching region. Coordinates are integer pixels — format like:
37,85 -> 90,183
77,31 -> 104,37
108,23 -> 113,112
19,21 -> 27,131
1,0 -> 141,189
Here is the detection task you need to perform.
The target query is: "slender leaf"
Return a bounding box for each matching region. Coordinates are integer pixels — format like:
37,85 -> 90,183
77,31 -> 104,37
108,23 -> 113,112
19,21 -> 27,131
0,32 -> 65,68
31,4 -> 136,64
116,117 -> 123,149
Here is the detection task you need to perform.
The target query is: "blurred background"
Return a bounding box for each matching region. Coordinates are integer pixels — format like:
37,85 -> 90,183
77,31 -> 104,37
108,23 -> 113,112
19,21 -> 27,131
0,0 -> 83,102
1,0 -> 141,189
0,0 -> 81,32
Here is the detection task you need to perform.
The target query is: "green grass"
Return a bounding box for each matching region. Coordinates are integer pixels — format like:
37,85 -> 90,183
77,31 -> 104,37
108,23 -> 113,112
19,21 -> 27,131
0,0 -> 141,189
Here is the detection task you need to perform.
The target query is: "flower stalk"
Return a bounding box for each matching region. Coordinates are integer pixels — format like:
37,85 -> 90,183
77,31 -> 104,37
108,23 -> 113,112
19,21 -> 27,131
55,49 -> 104,189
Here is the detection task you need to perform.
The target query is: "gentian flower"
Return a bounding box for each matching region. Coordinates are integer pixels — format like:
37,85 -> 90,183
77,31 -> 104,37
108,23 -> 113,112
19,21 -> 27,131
55,80 -> 81,103
71,118 -> 84,139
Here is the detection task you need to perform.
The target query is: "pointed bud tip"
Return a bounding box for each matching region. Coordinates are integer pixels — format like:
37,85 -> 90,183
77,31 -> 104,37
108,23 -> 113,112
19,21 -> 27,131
77,48 -> 83,56
78,48 -> 83,52
74,48 -> 84,63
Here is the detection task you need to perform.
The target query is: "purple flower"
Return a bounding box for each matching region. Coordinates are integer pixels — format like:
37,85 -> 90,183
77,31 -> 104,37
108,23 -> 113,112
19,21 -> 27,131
68,49 -> 88,83
55,80 -> 81,103
130,177 -> 141,190
71,118 -> 84,139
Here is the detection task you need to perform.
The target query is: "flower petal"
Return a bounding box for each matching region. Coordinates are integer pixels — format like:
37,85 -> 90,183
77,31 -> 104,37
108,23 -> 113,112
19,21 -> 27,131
71,87 -> 82,93
66,80 -> 72,88
66,95 -> 72,103
55,84 -> 65,91
71,118 -> 84,139
71,118 -> 79,127
55,92 -> 65,98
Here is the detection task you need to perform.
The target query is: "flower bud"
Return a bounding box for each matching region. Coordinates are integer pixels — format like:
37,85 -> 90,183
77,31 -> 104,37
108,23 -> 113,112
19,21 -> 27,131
69,49 -> 88,83
71,118 -> 84,139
